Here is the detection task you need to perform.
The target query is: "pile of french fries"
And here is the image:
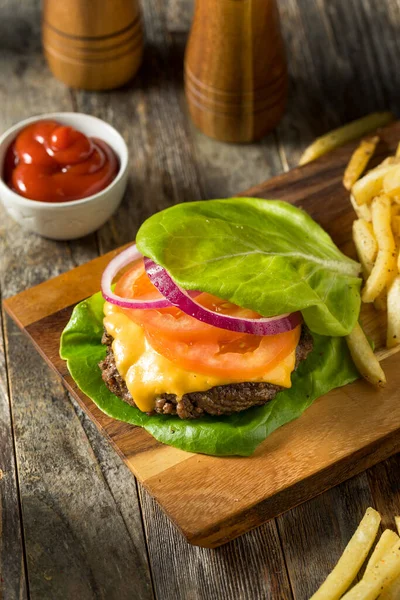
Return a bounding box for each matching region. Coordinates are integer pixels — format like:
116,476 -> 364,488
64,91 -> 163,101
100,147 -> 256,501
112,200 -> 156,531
310,508 -> 400,600
346,139 -> 400,347
300,112 -> 400,387
344,134 -> 400,386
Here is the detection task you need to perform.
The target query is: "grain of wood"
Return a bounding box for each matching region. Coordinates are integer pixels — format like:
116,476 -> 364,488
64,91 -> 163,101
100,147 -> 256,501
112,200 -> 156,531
183,102 -> 284,198
276,0 -> 389,168
368,455 -> 400,531
0,1 -> 153,598
277,475 -> 376,600
0,1 -> 70,597
5,315 -> 153,600
139,486 -> 293,600
0,302 -> 28,599
69,398 -> 154,598
0,2 -> 75,299
166,0 -> 194,33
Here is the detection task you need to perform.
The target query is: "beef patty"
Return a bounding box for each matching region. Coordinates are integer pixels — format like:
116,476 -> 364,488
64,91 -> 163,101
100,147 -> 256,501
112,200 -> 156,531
98,327 -> 313,420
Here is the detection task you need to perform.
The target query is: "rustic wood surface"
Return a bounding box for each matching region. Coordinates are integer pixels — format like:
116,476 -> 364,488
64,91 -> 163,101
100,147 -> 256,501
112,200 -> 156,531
1,0 -> 400,598
5,123 -> 400,549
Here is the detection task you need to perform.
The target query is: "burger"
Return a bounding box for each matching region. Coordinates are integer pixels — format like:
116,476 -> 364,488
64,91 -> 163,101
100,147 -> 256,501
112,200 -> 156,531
61,198 -> 362,456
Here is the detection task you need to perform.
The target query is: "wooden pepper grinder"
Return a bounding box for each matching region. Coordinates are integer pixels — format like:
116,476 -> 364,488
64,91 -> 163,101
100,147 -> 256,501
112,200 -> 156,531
42,0 -> 144,91
184,0 -> 287,143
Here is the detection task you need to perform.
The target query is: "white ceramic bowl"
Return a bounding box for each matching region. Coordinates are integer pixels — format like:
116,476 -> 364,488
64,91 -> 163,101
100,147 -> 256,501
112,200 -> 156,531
0,112 -> 129,240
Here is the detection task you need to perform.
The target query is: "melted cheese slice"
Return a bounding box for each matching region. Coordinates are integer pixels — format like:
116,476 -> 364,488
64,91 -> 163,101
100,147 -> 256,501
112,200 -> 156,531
103,302 -> 296,413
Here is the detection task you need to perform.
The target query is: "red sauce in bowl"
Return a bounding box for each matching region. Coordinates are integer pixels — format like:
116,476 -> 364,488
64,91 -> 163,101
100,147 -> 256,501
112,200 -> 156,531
4,120 -> 119,203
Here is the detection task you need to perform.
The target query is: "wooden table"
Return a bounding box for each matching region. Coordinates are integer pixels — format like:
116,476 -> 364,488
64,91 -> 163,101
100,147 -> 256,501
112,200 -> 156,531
1,1 -> 400,598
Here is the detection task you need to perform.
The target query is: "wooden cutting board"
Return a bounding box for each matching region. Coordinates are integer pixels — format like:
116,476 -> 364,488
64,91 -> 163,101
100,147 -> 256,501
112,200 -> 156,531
4,122 -> 400,549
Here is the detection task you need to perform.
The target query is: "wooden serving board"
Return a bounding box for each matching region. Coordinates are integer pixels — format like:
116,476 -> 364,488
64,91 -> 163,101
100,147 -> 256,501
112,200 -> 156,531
4,122 -> 400,549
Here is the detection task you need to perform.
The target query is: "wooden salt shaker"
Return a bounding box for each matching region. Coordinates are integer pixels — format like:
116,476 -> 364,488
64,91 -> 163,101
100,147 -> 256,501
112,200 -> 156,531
184,0 -> 287,143
42,0 -> 144,91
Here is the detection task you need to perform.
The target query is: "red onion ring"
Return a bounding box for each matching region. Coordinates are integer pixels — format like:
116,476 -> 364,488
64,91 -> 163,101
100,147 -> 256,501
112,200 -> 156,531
101,244 -> 201,309
101,244 -> 173,309
144,258 -> 302,336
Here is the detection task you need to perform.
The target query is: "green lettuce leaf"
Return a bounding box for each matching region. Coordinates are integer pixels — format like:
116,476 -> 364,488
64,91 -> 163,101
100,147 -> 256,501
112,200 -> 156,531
60,292 -> 359,456
136,198 -> 362,336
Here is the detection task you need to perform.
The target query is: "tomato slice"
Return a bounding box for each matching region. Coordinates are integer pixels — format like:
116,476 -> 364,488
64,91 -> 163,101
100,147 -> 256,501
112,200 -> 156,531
145,326 -> 301,379
114,261 -> 302,379
115,262 -> 259,342
115,260 -> 161,301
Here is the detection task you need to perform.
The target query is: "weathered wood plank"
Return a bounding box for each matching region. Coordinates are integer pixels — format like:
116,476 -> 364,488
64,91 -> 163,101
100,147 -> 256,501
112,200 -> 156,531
0,1 -> 153,597
276,0 -> 391,168
183,106 -> 284,199
5,315 -> 154,600
68,397 -> 155,598
0,206 -> 153,596
277,475 -> 376,599
0,303 -> 28,599
324,0 -> 400,116
166,0 -> 194,33
0,1 -> 69,597
368,455 -> 400,530
139,487 -> 293,600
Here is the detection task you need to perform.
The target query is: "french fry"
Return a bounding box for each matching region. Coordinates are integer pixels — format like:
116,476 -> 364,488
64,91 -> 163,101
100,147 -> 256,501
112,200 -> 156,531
304,121 -> 400,387
352,164 -> 399,206
373,290 -> 387,312
343,136 -> 379,190
353,219 -> 378,276
380,576 -> 400,600
299,112 -> 394,165
371,195 -> 396,252
387,276 -> 400,348
346,323 -> 386,386
362,196 -> 397,302
391,206 -> 400,242
364,529 -> 400,577
391,203 -> 400,217
383,164 -> 400,198
350,194 -> 372,221
375,519 -> 400,600
392,215 -> 400,238
310,508 -> 381,600
362,246 -> 396,304
387,530 -> 400,599
362,250 -> 396,302
341,539 -> 400,600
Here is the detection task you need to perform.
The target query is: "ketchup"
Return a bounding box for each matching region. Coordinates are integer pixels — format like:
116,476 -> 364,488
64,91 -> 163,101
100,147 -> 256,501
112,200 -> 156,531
4,120 -> 119,203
